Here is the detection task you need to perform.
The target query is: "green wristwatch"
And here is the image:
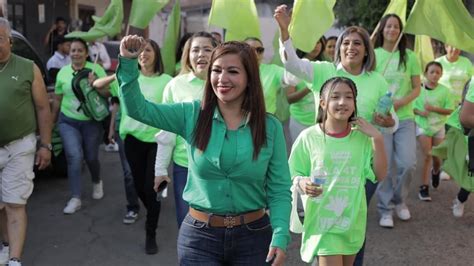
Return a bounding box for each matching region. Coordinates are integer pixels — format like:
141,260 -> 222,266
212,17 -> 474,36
39,143 -> 53,151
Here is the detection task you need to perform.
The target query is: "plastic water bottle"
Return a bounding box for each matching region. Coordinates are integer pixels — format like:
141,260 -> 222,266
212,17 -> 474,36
155,181 -> 168,202
310,168 -> 327,202
375,92 -> 393,134
375,92 -> 393,115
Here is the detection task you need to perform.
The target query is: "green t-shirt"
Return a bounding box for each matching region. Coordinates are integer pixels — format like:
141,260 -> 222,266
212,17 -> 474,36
289,82 -> 316,126
414,84 -> 454,136
119,73 -> 172,142
309,62 -> 389,123
435,55 -> 473,106
55,62 -> 110,121
375,48 -> 421,120
466,78 -> 474,102
163,72 -> 205,167
117,57 -> 292,250
289,125 -> 375,260
447,78 -> 474,129
260,63 -> 287,119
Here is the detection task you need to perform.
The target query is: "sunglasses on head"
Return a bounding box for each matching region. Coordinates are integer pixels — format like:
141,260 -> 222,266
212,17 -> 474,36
255,47 -> 265,54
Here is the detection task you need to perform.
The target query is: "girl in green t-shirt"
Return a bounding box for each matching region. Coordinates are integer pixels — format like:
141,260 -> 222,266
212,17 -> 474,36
372,13 -> 422,229
414,62 -> 454,201
289,77 -> 387,265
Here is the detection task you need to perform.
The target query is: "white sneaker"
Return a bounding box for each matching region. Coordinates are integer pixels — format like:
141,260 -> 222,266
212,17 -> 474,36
104,143 -> 119,152
452,198 -> 465,218
379,214 -> 394,228
92,181 -> 104,199
0,245 -> 9,264
63,198 -> 81,214
395,203 -> 411,220
440,171 -> 451,180
8,259 -> 21,266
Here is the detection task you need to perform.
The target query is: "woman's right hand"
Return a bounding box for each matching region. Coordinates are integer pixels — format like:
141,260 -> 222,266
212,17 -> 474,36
274,5 -> 291,34
352,117 -> 383,139
154,176 -> 171,192
298,177 -> 323,197
120,35 -> 147,59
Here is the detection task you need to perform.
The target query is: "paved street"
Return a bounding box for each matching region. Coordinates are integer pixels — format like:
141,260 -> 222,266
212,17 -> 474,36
23,146 -> 474,266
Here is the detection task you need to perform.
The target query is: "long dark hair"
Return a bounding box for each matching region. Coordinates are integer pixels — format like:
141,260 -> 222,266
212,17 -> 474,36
138,39 -> 164,75
373,14 -> 407,70
193,41 -> 267,159
316,77 -> 358,134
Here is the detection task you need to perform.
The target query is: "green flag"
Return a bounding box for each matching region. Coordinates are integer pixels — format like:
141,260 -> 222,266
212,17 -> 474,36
208,0 -> 261,41
66,0 -> 123,41
91,0 -> 123,36
289,0 -> 335,53
129,0 -> 169,29
270,30 -> 283,66
65,28 -> 107,42
432,128 -> 474,192
161,0 -> 181,75
404,0 -> 474,54
414,35 -> 434,72
383,0 -> 407,25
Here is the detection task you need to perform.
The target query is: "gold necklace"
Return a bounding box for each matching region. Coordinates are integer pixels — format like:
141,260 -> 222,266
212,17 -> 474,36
0,56 -> 11,73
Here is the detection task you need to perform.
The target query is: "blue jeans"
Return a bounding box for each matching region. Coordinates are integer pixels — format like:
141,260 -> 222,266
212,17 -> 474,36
353,180 -> 378,266
58,113 -> 102,198
377,120 -> 417,215
173,163 -> 189,228
115,131 -> 139,213
178,213 -> 272,265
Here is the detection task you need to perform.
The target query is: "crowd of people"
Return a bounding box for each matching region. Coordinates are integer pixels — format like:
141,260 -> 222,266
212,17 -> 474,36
0,3 -> 473,265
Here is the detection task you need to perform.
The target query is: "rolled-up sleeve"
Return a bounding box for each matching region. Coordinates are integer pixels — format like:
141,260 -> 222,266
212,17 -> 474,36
154,131 -> 176,177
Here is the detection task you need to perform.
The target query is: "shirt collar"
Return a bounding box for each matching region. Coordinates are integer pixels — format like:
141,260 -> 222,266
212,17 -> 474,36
336,63 -> 366,75
212,107 -> 251,128
186,72 -> 204,83
54,51 -> 67,60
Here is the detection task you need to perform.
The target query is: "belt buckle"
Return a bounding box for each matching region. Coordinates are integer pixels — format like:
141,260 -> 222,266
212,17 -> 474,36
223,216 -> 236,228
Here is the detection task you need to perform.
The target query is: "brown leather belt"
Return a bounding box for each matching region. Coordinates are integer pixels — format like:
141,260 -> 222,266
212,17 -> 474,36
189,207 -> 265,228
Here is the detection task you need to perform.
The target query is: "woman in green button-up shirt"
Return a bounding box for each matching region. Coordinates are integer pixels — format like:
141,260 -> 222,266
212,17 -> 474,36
118,36 -> 291,266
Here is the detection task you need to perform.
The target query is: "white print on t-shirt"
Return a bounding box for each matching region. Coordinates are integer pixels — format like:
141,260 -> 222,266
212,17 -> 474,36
309,147 -> 367,234
330,151 -> 351,161
325,193 -> 349,216
448,67 -> 469,95
424,95 -> 443,128
318,189 -> 352,232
